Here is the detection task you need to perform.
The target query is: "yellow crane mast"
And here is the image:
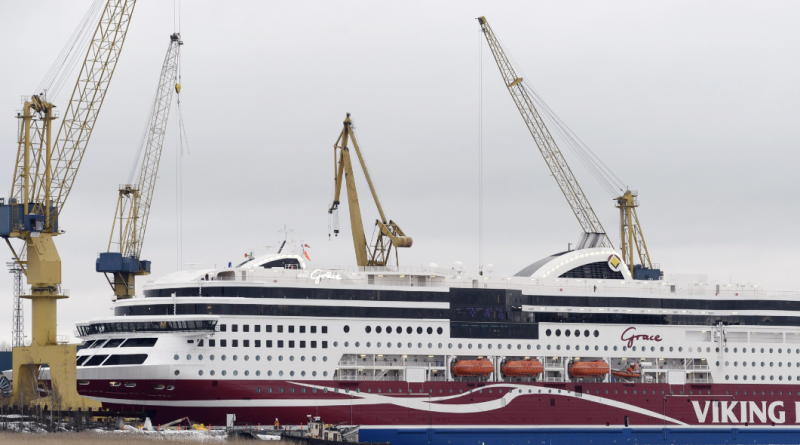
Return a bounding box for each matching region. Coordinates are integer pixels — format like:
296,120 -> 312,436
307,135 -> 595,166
477,17 -> 613,249
328,114 -> 412,267
616,190 -> 656,277
97,33 -> 183,299
0,0 -> 136,408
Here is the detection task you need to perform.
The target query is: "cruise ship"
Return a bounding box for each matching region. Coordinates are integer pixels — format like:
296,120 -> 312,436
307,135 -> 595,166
72,238 -> 800,444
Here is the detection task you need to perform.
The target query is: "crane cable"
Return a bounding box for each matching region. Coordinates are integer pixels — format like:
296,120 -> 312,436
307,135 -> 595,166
494,33 -> 627,198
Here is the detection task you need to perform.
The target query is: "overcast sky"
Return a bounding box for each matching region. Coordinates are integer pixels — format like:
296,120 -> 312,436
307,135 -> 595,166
1,1 -> 798,345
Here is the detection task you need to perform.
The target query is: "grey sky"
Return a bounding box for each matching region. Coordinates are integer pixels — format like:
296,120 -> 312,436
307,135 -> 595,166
1,1 -> 798,344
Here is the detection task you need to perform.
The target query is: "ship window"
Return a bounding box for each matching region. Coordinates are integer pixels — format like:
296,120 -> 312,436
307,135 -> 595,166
266,340 -> 272,348
387,326 -> 393,334
322,341 -> 328,348
300,341 -> 306,348
555,330 -> 561,337
266,325 -> 273,332
322,326 -> 328,334
244,340 -> 250,347
103,354 -> 148,366
376,326 -> 383,334
300,326 -> 306,333
311,326 -> 317,333
278,341 -> 284,348
344,325 -> 350,333
209,339 -> 216,347
289,326 -> 295,333
289,341 -> 295,348
232,340 -> 239,347
84,355 -> 109,366
407,327 -> 413,334
278,325 -> 284,333
255,340 -> 261,347
103,339 -> 125,348
221,340 -> 227,347
255,325 -> 261,333
220,324 -> 227,332
232,325 -> 238,333
584,330 -> 590,337
366,326 -> 372,333
83,340 -> 97,348
438,327 -> 443,335
90,340 -> 107,348
427,327 -> 433,335
244,325 -> 250,332
311,341 -> 317,348
546,329 -> 552,337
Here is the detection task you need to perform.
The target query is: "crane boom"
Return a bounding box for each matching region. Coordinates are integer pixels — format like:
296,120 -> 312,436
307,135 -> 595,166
328,114 -> 412,267
478,17 -> 612,248
98,33 -> 182,299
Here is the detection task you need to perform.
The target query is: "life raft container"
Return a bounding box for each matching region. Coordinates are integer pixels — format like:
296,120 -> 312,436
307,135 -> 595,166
569,360 -> 610,377
501,359 -> 543,377
611,363 -> 641,378
451,358 -> 494,377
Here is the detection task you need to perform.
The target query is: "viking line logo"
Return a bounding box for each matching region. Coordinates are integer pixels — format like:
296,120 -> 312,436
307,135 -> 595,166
692,400 -> 788,424
620,327 -> 662,348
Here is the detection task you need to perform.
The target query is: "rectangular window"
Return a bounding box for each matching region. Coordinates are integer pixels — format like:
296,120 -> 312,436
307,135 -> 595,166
255,340 -> 261,347
266,340 -> 272,348
277,325 -> 283,333
289,340 -> 295,348
220,324 -> 227,332
289,326 -> 295,333
322,326 -> 328,334
300,341 -> 306,348
255,325 -> 261,333
311,341 -> 317,348
198,339 -> 204,347
221,339 -> 227,347
322,341 -> 328,349
278,340 -> 284,348
266,325 -> 272,333
244,325 -> 250,333
243,340 -> 250,347
232,324 -> 238,333
311,326 -> 317,334
232,339 -> 239,347
209,339 -> 216,347
300,326 -> 306,333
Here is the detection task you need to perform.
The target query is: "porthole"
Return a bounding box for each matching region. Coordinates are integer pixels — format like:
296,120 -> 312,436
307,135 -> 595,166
565,330 -> 571,337
593,330 -> 599,337
613,346 -> 618,351
210,370 -> 216,376
198,370 -> 203,376
290,371 -> 295,377
438,343 -> 442,349
268,371 -> 272,376
256,370 -> 261,376
302,371 -> 306,376
233,371 -> 238,376
546,329 -> 552,337
198,354 -> 204,361
595,346 -> 599,351
174,370 -> 180,376
312,356 -> 317,362
323,371 -> 328,376
279,371 -> 283,376
173,354 -> 179,361
517,344 -> 521,350
574,330 -> 580,337
547,345 -> 551,350
448,343 -> 453,348
468,343 -> 473,349
222,371 -> 227,376
555,329 -> 561,337
478,344 -> 483,349
378,342 -> 383,347
267,355 -> 272,361
604,346 -> 608,351
256,387 -> 261,393
366,326 -> 372,333
279,355 -> 283,361
376,326 -> 382,334
556,345 -> 561,350
387,326 -> 393,334
210,355 -> 215,361
301,356 -> 306,361
417,327 -> 423,334
345,342 -> 349,347
407,327 -> 413,334
418,343 -> 423,348
488,344 -> 493,350
396,326 -> 402,334
427,327 -> 433,335
312,371 -> 317,377
222,355 -> 227,361
244,355 -> 249,361
566,345 -> 570,350
233,355 -> 238,361
323,356 -> 328,362
334,342 -> 338,347
660,347 -> 664,352
186,354 -> 192,360
256,355 -> 260,361
344,325 -> 350,333
408,342 -> 413,348
670,347 -> 674,352
437,327 -> 443,335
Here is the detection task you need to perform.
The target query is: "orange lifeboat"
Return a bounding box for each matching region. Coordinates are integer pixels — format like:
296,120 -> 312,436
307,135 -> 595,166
611,363 -> 641,379
451,358 -> 494,377
501,359 -> 544,377
568,360 -> 610,377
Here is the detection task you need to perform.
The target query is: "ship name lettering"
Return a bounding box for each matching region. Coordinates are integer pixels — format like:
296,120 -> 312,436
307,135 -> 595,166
620,327 -> 662,348
692,401 -> 786,424
297,269 -> 343,284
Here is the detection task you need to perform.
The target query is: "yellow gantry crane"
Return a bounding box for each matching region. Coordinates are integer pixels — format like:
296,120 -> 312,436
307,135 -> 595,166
328,114 -> 412,267
97,33 -> 183,299
0,0 -> 137,408
478,17 -> 658,277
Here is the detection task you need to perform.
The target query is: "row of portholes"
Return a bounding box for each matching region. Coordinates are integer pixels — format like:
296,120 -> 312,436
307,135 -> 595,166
726,347 -> 800,355
197,369 -> 330,378
176,354 -> 328,363
726,375 -> 794,381
364,326 -> 444,335
546,329 -> 600,338
723,361 -> 798,368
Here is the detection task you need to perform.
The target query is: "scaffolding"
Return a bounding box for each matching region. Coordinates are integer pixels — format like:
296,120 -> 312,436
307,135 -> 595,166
7,261 -> 24,347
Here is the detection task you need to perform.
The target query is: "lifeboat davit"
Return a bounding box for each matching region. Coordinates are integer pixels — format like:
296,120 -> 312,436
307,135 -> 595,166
611,363 -> 642,379
568,360 -> 610,377
501,359 -> 544,377
451,358 -> 494,377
